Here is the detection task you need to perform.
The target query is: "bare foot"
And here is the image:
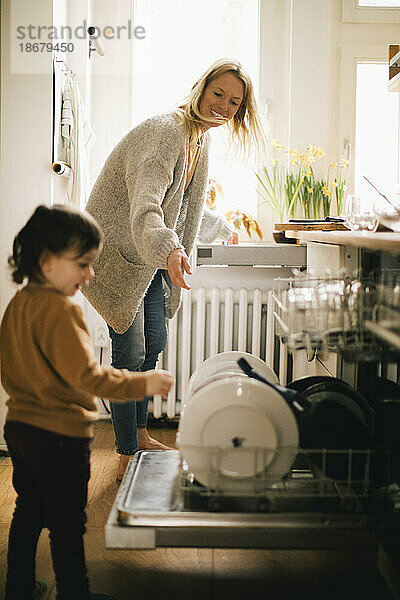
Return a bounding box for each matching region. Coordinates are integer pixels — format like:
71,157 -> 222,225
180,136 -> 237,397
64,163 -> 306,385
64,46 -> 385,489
116,454 -> 131,481
137,428 -> 173,451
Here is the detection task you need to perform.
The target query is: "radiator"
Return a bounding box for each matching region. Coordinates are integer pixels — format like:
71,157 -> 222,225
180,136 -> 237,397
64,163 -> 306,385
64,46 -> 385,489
152,287 -> 276,418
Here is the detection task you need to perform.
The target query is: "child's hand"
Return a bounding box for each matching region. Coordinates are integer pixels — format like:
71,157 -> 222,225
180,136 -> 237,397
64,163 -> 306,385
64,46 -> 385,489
144,369 -> 174,397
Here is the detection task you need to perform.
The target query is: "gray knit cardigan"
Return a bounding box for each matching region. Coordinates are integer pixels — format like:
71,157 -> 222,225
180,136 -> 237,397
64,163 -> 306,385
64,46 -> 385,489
82,112 -> 232,334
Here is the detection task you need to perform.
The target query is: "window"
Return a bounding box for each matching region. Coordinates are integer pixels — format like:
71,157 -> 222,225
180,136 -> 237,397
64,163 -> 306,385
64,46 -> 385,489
342,0 -> 400,22
358,0 -> 400,6
354,63 -> 399,199
132,0 -> 260,216
339,44 -> 400,205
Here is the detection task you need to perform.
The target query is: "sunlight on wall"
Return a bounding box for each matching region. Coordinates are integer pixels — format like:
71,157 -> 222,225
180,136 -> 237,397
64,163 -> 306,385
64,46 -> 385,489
132,0 -> 260,217
354,63 -> 399,204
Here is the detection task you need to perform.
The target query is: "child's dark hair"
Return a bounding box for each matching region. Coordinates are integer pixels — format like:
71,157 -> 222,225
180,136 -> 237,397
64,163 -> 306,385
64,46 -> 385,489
8,204 -> 103,284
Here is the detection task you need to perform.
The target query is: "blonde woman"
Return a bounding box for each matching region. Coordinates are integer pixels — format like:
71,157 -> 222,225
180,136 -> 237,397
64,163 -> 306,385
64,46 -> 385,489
83,59 -> 267,481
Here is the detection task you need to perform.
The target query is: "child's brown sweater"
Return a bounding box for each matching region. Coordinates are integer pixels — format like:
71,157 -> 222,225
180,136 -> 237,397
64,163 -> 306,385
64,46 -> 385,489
0,283 -> 147,438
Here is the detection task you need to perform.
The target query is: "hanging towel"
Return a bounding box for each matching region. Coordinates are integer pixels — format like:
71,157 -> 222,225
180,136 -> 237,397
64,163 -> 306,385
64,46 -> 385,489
61,72 -> 95,208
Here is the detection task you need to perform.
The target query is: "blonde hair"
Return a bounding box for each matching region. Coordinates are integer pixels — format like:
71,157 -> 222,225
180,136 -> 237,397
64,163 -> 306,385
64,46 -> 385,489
175,59 -> 267,163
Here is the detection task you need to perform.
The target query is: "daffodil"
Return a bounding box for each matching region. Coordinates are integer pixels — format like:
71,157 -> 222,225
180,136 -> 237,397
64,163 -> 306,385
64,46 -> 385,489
322,186 -> 329,197
327,157 -> 349,215
256,140 -> 349,221
272,139 -> 285,151
255,138 -> 287,221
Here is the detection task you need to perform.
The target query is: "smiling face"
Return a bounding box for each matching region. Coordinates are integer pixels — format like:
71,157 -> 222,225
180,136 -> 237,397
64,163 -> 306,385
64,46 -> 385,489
39,247 -> 98,296
199,71 -> 244,130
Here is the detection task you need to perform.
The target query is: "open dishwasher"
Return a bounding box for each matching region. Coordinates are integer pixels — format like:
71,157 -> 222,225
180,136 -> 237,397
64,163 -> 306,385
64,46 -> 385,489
106,247 -> 400,598
106,446 -> 400,548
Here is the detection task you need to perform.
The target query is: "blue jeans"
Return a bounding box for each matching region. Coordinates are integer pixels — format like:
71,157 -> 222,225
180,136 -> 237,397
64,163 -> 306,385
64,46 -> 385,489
107,270 -> 168,455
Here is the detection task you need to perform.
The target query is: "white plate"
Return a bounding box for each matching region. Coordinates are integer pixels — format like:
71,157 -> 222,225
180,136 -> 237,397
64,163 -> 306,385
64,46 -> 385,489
187,351 -> 278,404
177,375 -> 299,491
205,351 -> 278,379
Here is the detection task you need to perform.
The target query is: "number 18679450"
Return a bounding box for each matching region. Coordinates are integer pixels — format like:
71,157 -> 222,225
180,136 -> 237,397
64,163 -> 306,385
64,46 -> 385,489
19,42 -> 74,52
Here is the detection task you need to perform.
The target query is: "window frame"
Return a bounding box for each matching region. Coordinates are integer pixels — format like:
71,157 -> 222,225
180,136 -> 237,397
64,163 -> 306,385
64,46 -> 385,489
342,0 -> 400,23
339,44 -> 400,194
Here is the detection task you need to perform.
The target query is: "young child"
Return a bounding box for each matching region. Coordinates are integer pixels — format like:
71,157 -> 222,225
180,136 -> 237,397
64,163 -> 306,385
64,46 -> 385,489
0,205 -> 174,600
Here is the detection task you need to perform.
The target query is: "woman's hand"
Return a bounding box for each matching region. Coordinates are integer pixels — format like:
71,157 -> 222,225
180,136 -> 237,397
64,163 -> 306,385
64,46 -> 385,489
144,369 -> 174,397
167,248 -> 192,290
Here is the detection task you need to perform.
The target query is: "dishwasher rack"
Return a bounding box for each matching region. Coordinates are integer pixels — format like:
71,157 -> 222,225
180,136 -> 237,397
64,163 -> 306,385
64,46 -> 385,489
178,446 -> 400,515
271,270 -> 400,360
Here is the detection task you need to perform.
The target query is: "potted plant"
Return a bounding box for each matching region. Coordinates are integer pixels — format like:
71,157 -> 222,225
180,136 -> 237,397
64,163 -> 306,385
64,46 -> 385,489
256,139 -> 348,221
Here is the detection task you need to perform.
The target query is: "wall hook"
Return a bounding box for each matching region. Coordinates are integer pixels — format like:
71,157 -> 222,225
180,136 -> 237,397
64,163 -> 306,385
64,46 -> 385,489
87,26 -> 105,59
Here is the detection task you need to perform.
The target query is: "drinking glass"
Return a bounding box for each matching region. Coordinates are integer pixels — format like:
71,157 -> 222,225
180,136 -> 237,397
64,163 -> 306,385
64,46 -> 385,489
345,194 -> 378,232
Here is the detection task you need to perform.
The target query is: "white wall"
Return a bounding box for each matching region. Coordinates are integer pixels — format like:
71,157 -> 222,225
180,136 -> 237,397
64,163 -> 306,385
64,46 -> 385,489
88,0 -> 134,182
258,0 -> 333,237
259,0 -> 332,182
0,0 -> 54,448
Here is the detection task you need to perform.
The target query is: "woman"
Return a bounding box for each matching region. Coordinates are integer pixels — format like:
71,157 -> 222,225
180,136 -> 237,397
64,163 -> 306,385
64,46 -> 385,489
83,59 -> 266,480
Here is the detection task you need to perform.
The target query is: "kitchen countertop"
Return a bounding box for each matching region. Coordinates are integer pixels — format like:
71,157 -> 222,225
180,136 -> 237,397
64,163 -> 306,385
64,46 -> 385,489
283,230 -> 400,252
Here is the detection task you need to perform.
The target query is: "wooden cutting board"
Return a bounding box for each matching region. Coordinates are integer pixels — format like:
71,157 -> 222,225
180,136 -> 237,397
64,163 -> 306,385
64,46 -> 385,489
274,222 -> 349,231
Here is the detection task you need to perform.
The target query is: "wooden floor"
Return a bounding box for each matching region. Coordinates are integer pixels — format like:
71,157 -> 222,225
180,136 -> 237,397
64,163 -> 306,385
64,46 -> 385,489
0,420 -> 392,600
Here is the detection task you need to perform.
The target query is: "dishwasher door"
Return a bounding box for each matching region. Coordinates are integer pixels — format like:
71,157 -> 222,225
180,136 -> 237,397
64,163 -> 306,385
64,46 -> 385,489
105,450 -> 399,552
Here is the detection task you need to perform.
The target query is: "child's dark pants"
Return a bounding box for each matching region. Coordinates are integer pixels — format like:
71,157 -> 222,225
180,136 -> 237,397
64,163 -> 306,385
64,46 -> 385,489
4,421 -> 92,600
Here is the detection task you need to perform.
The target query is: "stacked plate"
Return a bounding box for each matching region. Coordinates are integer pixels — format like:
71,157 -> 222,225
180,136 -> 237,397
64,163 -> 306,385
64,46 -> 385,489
177,352 -> 298,492
186,350 -> 278,403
